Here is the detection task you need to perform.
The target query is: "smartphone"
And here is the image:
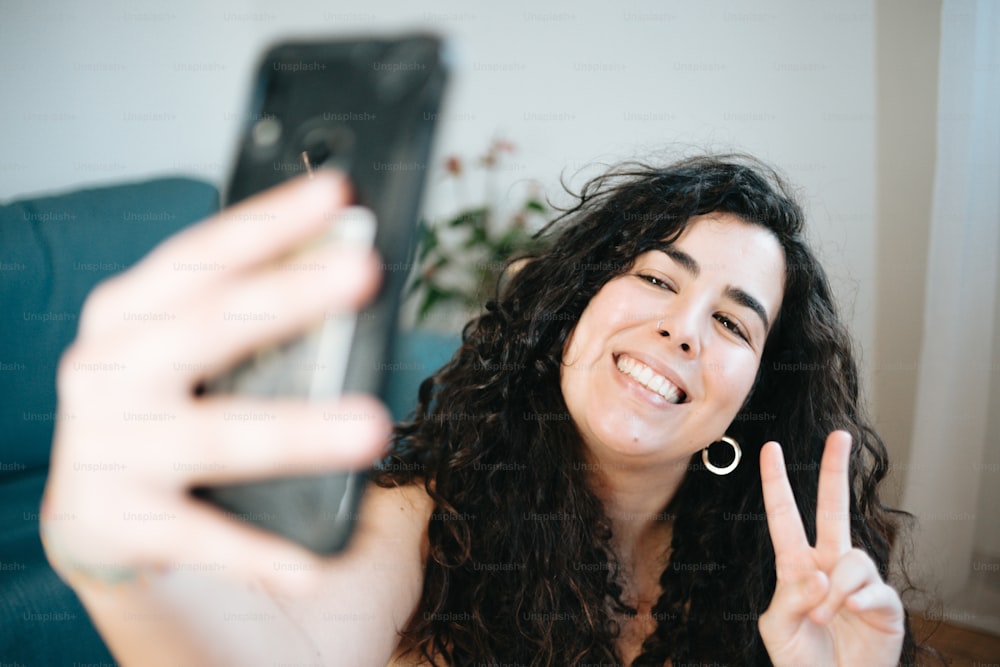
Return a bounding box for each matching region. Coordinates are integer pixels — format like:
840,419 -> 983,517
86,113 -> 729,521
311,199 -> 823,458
192,35 -> 448,554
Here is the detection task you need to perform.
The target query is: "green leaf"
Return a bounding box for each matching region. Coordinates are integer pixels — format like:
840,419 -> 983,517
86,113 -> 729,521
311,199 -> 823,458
464,226 -> 489,248
447,207 -> 489,229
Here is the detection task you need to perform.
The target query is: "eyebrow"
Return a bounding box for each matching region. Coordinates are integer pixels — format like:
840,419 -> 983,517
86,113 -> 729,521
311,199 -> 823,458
662,247 -> 700,277
726,286 -> 771,332
658,247 -> 772,332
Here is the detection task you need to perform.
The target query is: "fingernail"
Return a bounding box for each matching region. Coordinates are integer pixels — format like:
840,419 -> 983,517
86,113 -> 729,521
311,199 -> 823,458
328,206 -> 377,247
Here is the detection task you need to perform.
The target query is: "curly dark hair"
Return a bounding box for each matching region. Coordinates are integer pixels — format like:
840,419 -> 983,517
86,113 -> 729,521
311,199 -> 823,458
374,154 -> 925,666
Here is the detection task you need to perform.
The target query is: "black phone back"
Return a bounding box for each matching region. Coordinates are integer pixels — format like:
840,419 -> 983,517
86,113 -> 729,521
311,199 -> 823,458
194,35 -> 447,554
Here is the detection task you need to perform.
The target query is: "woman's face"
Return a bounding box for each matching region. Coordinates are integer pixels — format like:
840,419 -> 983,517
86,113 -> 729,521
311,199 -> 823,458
560,213 -> 786,465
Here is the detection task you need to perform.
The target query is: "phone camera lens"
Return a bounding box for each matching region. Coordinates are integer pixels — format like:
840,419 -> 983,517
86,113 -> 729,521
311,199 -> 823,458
252,118 -> 282,148
301,125 -> 355,171
303,134 -> 331,166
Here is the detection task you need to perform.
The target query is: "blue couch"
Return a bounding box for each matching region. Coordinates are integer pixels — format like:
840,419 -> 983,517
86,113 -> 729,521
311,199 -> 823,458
0,177 -> 457,664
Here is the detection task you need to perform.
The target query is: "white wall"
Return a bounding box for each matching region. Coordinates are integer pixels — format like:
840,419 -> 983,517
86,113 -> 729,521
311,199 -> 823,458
0,0 -> 877,375
979,268 -> 1000,557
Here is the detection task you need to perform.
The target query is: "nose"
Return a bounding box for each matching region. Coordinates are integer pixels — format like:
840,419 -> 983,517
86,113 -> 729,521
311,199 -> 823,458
655,308 -> 700,356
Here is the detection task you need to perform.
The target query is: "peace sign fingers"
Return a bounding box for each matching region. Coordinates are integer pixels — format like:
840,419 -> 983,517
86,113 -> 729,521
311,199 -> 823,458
761,431 -> 854,564
758,433 -> 906,666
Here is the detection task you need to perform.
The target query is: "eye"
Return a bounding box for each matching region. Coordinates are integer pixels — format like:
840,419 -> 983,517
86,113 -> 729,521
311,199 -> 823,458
635,272 -> 676,292
714,313 -> 749,342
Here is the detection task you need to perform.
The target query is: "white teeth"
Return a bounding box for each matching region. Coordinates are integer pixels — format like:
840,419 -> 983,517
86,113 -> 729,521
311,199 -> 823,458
615,355 -> 684,404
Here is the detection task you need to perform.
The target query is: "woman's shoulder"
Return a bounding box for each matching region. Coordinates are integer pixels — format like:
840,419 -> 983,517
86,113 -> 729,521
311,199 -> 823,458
360,480 -> 434,525
355,480 -> 435,556
274,482 -> 436,664
358,483 -> 437,666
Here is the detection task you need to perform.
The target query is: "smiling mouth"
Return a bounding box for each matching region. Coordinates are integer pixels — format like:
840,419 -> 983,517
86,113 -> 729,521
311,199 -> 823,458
615,354 -> 688,404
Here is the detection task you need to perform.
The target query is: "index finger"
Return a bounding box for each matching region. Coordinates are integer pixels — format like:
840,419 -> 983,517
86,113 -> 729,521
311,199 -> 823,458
760,441 -> 810,560
814,430 -> 853,555
145,171 -> 353,280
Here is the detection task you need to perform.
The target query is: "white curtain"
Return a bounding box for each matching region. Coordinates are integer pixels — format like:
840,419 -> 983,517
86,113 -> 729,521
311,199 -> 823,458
901,0 -> 1000,612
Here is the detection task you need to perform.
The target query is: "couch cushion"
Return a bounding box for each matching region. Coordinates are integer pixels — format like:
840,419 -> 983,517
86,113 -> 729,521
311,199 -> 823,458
0,468 -> 117,664
0,178 -> 220,480
384,328 -> 460,421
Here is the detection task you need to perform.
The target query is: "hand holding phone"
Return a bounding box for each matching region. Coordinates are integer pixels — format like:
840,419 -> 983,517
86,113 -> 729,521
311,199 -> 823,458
42,173 -> 389,593
193,34 -> 448,554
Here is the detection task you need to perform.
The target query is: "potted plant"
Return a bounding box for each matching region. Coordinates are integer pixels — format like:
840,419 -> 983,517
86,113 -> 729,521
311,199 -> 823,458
405,138 -> 549,331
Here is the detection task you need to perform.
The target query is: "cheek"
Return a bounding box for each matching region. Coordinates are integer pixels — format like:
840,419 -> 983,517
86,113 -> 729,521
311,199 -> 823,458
707,348 -> 761,410
562,282 -> 635,365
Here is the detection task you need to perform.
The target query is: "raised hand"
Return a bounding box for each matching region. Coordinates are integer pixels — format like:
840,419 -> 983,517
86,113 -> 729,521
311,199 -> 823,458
758,431 -> 905,667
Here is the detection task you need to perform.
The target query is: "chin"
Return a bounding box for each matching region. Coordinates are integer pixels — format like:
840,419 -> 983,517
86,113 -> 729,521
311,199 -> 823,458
583,412 -> 690,462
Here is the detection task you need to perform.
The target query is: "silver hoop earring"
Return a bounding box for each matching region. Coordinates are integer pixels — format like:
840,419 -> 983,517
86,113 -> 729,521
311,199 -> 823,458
702,436 -> 742,475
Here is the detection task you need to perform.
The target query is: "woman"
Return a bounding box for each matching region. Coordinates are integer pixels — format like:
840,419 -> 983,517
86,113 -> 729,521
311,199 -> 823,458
42,155 -> 916,665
